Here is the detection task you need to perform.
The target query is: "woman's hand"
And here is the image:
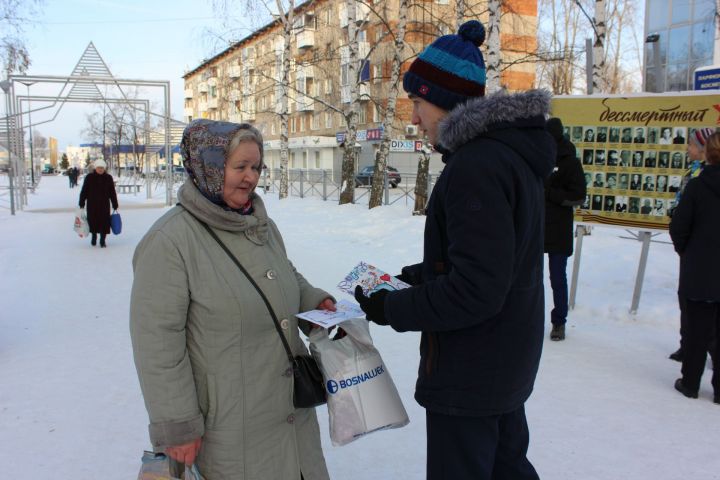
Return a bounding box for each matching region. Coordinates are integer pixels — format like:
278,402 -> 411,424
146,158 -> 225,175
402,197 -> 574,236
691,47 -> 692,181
166,437 -> 202,465
316,298 -> 336,312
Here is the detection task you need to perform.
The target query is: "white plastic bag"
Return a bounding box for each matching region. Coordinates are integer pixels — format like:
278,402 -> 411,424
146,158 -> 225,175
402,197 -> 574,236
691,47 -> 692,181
309,318 -> 409,446
73,208 -> 89,238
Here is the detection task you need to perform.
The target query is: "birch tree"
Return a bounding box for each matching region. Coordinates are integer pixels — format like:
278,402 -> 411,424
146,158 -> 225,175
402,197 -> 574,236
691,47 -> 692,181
485,0 -> 501,93
592,0 -> 607,92
368,0 -> 409,209
1,0 -> 43,75
338,0 -> 361,205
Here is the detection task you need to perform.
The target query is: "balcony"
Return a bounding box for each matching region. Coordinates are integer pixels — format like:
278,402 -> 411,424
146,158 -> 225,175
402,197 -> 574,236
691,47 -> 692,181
358,83 -> 370,100
208,98 -> 218,109
184,88 -> 193,99
207,77 -> 218,86
296,64 -> 315,78
199,101 -> 208,112
198,82 -> 208,93
339,2 -> 370,27
297,30 -> 315,50
228,89 -> 241,101
184,107 -> 194,116
229,66 -> 241,78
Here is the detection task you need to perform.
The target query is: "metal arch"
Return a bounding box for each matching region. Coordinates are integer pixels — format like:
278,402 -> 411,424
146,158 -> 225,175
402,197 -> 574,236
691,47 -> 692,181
1,42 -> 185,213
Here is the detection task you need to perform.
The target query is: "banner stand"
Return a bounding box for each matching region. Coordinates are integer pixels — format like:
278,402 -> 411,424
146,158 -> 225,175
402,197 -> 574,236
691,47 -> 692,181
568,224 -> 588,310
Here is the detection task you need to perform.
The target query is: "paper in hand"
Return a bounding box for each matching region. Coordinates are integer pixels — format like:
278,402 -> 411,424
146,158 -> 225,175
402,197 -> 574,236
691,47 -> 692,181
337,261 -> 410,297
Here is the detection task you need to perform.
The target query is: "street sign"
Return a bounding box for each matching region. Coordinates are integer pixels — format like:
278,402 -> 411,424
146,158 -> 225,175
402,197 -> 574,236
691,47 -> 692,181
694,65 -> 720,90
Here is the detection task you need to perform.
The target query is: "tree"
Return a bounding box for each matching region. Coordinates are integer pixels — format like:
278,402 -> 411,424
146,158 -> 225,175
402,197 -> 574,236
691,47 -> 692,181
369,0 -> 409,209
60,153 -> 69,170
1,0 -> 43,76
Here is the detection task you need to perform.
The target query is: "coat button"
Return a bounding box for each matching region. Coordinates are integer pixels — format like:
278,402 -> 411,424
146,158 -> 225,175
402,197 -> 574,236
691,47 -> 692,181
266,269 -> 276,280
287,414 -> 295,424
283,367 -> 293,377
280,318 -> 289,329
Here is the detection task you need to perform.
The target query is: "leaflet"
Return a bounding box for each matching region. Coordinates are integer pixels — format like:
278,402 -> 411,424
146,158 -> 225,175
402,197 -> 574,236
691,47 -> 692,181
296,299 -> 365,328
337,261 -> 410,296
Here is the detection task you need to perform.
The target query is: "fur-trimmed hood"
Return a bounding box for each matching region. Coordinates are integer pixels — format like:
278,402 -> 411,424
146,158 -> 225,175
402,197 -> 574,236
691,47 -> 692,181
437,89 -> 554,178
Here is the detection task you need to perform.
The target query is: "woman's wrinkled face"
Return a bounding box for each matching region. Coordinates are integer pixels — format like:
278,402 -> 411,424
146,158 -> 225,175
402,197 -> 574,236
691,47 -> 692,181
95,167 -> 105,175
223,141 -> 261,209
687,141 -> 702,161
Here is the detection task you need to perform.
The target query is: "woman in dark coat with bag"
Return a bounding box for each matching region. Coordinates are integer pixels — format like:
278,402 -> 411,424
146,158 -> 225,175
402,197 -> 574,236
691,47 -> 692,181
669,131 -> 720,403
79,159 -> 118,248
544,118 -> 587,341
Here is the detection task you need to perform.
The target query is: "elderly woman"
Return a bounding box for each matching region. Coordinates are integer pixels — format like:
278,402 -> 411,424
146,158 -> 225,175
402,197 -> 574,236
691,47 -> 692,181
78,159 -> 118,247
670,131 -> 720,404
130,120 -> 332,479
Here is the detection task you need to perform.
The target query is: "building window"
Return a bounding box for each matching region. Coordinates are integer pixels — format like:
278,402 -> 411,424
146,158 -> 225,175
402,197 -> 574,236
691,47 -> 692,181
325,78 -> 332,94
325,112 -> 333,128
373,64 -> 382,83
314,150 -> 320,168
373,103 -> 381,123
299,115 -> 305,132
271,122 -> 276,135
358,105 -> 367,124
311,113 -> 320,130
290,117 -> 297,133
302,151 -> 308,169
291,152 -> 296,168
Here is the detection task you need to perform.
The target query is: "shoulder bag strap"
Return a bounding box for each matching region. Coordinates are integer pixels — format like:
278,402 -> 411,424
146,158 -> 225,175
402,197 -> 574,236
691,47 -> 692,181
177,203 -> 295,365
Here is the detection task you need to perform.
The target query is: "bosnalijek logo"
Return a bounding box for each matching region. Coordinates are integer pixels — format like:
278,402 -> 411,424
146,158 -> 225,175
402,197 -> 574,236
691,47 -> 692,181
326,364 -> 385,394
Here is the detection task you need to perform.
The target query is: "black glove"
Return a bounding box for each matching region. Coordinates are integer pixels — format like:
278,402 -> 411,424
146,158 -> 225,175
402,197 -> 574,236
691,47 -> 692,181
396,265 -> 422,286
354,286 -> 389,325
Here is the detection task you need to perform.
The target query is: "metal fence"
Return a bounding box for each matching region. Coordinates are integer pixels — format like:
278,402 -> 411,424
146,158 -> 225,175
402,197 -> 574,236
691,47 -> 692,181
258,168 -> 439,207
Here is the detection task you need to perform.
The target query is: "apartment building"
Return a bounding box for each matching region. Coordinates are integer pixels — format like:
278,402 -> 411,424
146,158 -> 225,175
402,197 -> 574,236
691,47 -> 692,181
182,0 -> 538,173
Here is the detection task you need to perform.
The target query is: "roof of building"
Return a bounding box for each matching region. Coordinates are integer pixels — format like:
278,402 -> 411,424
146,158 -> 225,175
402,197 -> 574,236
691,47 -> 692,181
182,0 -> 314,79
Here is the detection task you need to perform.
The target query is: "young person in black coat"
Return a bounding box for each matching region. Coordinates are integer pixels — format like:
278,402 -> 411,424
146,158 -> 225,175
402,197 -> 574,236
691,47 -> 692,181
354,20 -> 553,480
670,131 -> 720,403
544,118 -> 587,341
79,159 -> 118,247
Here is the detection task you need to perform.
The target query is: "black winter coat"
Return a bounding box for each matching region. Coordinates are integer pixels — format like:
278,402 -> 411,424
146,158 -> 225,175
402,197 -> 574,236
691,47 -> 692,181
384,90 -> 555,416
669,164 -> 720,301
544,138 -> 586,255
79,171 -> 118,234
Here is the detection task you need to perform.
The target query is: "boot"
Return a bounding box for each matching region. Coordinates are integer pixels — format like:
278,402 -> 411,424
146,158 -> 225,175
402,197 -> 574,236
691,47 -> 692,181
91,233 -> 97,246
100,233 -> 107,248
550,324 -> 565,341
674,378 -> 698,399
669,347 -> 683,362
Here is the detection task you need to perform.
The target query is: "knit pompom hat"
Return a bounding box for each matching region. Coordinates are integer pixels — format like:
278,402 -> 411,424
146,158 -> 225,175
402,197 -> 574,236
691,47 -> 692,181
403,20 -> 486,111
690,127 -> 715,148
94,159 -> 107,169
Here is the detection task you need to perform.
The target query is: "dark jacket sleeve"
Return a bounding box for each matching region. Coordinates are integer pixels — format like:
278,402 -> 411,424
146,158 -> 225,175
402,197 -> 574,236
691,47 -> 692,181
546,143 -> 586,207
79,174 -> 89,208
108,175 -> 119,210
669,180 -> 696,254
385,147 -> 516,332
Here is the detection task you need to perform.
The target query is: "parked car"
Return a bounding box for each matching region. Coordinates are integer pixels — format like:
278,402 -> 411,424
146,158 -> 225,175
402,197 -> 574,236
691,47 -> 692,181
355,165 -> 401,188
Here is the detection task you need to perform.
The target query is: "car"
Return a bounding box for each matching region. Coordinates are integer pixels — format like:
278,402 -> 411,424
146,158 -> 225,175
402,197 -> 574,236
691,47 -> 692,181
354,165 -> 401,188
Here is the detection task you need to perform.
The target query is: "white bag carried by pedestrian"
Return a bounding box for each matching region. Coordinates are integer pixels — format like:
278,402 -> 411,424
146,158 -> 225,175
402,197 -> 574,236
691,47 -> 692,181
309,318 -> 409,446
73,208 -> 89,238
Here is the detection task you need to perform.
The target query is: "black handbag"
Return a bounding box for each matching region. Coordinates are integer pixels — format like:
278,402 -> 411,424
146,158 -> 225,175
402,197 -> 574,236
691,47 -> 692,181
179,205 -> 327,409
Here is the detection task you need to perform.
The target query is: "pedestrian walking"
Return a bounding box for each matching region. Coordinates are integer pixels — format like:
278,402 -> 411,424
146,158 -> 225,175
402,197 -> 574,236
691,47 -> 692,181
78,159 -> 118,247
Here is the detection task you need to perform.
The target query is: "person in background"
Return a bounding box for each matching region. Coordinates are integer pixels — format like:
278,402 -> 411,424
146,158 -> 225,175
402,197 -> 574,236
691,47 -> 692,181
669,127 -> 716,363
78,159 -> 118,248
354,20 -> 553,480
669,131 -> 720,404
673,128 -> 686,145
659,127 -> 673,145
544,118 -> 586,341
130,120 -> 333,480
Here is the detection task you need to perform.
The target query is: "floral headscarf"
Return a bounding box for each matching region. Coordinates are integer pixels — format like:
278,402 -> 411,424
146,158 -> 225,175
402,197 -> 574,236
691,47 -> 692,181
180,119 -> 262,205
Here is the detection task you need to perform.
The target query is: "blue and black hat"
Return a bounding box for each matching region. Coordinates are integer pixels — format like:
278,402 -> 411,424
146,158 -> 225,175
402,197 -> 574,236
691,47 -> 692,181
402,20 -> 486,111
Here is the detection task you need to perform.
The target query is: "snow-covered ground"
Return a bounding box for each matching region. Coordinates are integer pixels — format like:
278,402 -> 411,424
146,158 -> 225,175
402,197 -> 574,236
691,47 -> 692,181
1,175 -> 718,480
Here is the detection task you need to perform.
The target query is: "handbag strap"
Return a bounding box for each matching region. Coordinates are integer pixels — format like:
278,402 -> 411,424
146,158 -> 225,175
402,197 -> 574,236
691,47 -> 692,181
177,203 -> 296,365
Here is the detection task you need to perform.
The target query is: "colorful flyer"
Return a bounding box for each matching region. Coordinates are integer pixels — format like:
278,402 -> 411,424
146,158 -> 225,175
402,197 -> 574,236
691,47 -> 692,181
337,261 -> 411,296
296,299 -> 365,328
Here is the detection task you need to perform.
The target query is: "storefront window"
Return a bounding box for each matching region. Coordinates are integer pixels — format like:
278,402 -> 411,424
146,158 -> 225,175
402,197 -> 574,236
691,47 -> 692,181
670,0 -> 690,24
668,25 -> 691,64
691,20 -> 714,61
647,0 -> 669,31
666,63 -> 690,91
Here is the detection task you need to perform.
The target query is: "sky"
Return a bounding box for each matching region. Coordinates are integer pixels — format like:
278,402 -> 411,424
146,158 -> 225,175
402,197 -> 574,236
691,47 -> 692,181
1,174 -> 719,479
8,0 -> 261,151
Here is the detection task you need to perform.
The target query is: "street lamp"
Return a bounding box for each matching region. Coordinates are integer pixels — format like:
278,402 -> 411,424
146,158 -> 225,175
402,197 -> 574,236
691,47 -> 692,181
645,33 -> 663,93
18,80 -> 36,187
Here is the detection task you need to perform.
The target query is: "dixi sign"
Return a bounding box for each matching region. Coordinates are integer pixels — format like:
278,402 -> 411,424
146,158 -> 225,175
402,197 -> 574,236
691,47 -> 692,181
390,139 -> 424,152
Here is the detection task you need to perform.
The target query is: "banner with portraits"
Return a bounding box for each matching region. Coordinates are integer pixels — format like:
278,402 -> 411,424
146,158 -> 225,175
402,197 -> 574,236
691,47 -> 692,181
551,92 -> 720,230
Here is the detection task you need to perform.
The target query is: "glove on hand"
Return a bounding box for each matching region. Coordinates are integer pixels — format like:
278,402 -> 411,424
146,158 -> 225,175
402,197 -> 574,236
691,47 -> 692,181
396,265 -> 422,286
354,286 -> 389,325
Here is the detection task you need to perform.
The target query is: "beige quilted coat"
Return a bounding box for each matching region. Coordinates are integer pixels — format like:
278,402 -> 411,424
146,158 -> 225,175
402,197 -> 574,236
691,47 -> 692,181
130,180 -> 331,480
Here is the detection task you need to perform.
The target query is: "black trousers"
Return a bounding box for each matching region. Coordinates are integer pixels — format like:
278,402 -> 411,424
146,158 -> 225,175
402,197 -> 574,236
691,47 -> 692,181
426,405 -> 539,480
681,299 -> 720,394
